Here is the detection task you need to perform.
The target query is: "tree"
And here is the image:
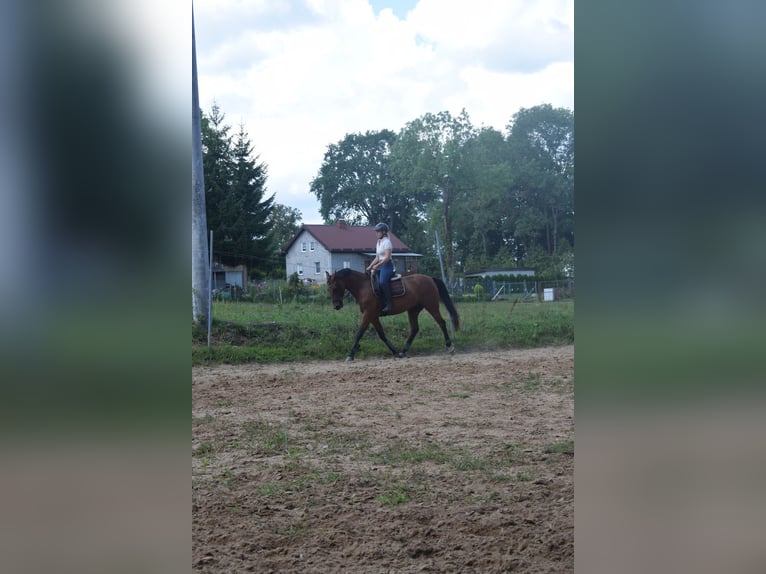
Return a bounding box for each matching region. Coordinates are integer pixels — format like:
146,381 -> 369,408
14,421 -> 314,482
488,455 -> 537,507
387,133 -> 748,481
201,106 -> 275,274
506,104 -> 574,261
268,203 -> 302,277
391,110 -> 478,280
452,126 -> 513,270
228,123 -> 275,266
201,103 -> 233,243
303,104 -> 575,279
310,130 -> 419,232
269,203 -> 302,252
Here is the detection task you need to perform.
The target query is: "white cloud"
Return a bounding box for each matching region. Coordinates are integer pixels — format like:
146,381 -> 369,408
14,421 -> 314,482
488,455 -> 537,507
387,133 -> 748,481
194,0 -> 573,223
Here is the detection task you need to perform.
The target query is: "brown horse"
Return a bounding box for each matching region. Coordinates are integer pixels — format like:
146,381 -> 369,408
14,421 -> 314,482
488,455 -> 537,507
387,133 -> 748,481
325,269 -> 460,361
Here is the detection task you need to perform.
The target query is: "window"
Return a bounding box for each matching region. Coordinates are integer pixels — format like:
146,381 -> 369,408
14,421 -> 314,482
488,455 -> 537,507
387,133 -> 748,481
296,264 -> 303,275
315,262 -> 321,274
301,242 -> 307,252
310,241 -> 316,251
343,260 -> 350,269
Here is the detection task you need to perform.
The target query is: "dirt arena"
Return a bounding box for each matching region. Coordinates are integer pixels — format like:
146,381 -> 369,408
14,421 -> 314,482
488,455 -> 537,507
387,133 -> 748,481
193,345 -> 573,573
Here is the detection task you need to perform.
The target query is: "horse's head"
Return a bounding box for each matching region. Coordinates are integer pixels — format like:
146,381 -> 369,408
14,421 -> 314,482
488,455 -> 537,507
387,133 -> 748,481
326,271 -> 345,310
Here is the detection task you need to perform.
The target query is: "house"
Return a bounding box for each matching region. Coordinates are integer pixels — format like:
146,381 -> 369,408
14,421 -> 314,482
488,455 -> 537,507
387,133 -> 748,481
281,221 -> 422,283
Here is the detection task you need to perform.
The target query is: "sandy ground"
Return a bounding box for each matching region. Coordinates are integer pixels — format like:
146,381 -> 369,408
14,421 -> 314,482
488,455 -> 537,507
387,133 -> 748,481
193,345 -> 573,573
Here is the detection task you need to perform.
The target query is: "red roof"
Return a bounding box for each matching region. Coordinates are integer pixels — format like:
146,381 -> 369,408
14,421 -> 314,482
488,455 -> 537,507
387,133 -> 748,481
283,222 -> 412,253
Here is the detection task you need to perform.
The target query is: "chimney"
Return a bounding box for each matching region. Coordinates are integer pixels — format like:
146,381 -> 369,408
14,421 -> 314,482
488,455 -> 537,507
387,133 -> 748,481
336,220 -> 347,229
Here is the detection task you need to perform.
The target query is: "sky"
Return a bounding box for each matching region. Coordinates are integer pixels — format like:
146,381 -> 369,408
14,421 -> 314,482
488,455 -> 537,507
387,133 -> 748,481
194,0 -> 573,224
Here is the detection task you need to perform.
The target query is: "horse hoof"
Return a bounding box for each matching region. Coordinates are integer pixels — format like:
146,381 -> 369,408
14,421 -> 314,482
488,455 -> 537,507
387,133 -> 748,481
397,352 -> 406,359
447,345 -> 455,355
345,356 -> 354,362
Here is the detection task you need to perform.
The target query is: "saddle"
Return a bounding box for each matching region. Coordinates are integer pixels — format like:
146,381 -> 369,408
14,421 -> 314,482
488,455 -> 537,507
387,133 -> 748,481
371,272 -> 405,298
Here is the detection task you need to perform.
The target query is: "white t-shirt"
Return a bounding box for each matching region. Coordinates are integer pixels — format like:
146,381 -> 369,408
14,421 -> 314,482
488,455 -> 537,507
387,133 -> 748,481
376,236 -> 393,259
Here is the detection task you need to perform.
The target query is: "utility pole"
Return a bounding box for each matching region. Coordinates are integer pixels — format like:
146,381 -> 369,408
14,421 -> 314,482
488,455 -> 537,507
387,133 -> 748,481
192,6 -> 210,324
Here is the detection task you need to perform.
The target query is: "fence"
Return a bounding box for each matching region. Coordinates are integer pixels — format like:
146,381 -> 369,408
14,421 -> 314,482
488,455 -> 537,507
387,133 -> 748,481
221,277 -> 574,304
454,278 -> 575,302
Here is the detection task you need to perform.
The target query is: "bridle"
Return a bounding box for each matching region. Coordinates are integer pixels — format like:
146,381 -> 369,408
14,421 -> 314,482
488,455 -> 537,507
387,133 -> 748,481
330,280 -> 345,310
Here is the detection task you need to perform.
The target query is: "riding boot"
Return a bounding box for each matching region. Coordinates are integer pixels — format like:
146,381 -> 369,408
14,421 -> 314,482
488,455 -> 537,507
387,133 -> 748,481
380,280 -> 392,315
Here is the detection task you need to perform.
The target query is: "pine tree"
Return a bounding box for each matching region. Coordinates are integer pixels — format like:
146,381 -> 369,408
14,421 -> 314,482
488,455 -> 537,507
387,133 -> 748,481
201,105 -> 274,275
228,123 -> 275,270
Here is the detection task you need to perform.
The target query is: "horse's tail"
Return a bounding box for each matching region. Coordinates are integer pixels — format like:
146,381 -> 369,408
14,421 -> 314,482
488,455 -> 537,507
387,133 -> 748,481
432,277 -> 460,331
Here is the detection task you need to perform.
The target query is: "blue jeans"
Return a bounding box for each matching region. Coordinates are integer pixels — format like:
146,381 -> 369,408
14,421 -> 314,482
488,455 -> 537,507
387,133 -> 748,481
378,261 -> 394,285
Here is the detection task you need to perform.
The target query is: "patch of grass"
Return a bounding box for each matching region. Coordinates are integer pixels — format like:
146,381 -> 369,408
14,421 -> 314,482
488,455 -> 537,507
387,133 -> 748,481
218,467 -> 236,489
193,442 -> 215,457
374,441 -> 451,466
544,439 -> 574,455
280,524 -> 308,538
377,485 -> 411,506
548,377 -> 573,393
256,468 -> 343,499
448,392 -> 471,399
242,419 -> 290,454
301,414 -> 335,432
499,443 -> 526,464
323,431 -> 371,456
523,372 -> 543,391
372,439 -> 521,477
451,453 -> 492,471
258,482 -> 282,496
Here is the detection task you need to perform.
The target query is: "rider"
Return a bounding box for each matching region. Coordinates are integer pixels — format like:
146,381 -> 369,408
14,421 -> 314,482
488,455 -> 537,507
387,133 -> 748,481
366,222 -> 394,315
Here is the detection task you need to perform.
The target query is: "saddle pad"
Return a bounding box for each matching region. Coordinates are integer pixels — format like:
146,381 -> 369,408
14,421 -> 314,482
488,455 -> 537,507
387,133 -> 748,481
371,274 -> 406,298
390,277 -> 405,298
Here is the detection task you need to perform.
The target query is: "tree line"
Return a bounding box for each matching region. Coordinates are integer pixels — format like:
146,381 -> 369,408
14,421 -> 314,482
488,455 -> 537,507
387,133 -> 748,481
201,102 -> 573,281
310,105 -> 573,280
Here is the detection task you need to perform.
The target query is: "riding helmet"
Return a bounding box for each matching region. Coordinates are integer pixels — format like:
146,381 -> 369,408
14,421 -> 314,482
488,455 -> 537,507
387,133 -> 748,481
374,222 -> 389,233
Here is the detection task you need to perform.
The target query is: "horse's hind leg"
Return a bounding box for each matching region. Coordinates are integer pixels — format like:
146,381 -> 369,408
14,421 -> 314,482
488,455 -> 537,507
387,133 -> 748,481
399,306 -> 422,357
426,304 -> 455,353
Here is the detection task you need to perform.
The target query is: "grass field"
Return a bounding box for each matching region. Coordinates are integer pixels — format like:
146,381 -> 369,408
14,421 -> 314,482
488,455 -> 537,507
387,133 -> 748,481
192,298 -> 573,364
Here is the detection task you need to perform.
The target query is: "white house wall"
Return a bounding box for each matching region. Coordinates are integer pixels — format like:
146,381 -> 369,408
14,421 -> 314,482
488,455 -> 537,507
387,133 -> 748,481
329,254 -> 367,275
285,230 -> 334,282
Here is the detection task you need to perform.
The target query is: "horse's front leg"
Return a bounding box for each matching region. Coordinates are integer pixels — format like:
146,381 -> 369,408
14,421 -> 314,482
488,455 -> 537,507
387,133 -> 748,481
370,317 -> 400,357
346,318 -> 370,361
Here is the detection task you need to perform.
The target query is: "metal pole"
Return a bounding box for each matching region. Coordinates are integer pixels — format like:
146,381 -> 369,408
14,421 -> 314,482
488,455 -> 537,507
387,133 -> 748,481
434,230 -> 447,287
207,230 -> 213,348
434,230 -> 454,338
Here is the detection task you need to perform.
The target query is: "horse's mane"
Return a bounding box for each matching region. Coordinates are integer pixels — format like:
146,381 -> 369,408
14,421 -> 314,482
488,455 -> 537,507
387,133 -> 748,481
335,268 -> 357,278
